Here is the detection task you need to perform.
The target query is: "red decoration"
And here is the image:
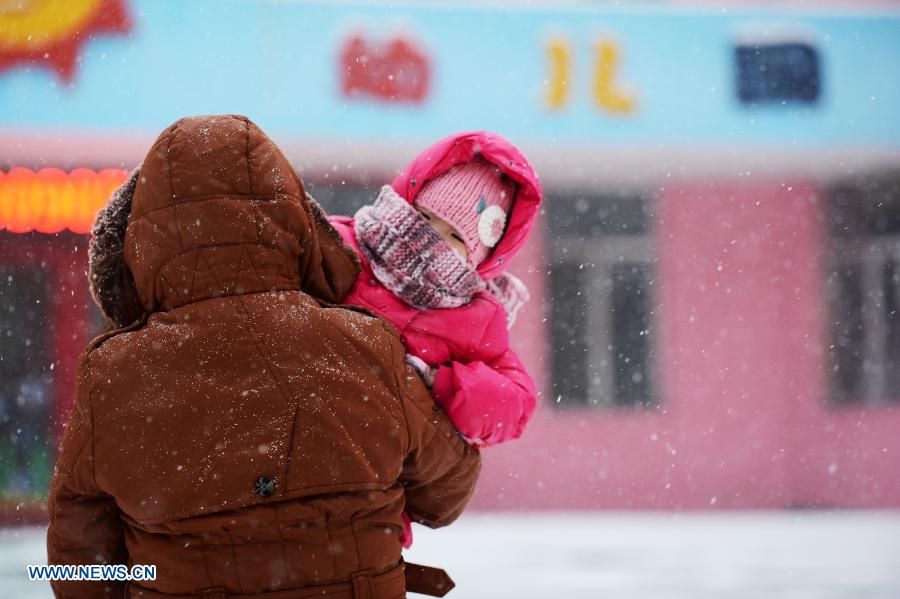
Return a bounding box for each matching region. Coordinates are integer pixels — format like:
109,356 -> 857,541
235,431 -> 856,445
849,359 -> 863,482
0,0 -> 131,83
340,32 -> 431,104
0,167 -> 128,234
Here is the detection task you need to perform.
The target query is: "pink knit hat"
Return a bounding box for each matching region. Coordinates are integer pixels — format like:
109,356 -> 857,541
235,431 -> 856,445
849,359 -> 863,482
413,156 -> 518,266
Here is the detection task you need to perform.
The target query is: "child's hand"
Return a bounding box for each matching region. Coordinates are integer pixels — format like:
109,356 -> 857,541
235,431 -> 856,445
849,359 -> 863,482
400,510 -> 414,549
405,354 -> 436,388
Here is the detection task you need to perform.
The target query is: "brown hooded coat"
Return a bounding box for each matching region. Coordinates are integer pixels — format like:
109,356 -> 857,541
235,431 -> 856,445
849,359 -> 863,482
46,115 -> 481,598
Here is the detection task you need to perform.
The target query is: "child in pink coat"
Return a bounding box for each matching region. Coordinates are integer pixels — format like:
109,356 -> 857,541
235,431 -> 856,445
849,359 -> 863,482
329,130 -> 543,546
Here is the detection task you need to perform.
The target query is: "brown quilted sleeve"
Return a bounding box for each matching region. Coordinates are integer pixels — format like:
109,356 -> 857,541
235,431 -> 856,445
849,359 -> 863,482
388,329 -> 482,528
46,349 -> 127,598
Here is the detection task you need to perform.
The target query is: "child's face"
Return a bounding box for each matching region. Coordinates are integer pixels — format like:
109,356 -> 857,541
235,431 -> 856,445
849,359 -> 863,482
417,207 -> 469,261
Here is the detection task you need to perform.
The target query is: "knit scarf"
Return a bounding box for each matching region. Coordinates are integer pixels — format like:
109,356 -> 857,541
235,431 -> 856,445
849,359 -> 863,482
486,269 -> 530,328
354,185 -> 530,325
355,186 -> 486,309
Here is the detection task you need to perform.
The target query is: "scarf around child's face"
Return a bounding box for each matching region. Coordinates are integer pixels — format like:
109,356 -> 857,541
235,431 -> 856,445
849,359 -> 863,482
354,185 -> 487,310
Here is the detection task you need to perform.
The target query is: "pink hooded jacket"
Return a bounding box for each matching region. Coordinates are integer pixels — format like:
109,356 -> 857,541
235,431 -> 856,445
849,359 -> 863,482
329,131 -> 542,448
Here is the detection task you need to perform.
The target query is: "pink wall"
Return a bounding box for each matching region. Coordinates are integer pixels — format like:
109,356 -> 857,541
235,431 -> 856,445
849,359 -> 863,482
6,176 -> 900,515
470,179 -> 900,510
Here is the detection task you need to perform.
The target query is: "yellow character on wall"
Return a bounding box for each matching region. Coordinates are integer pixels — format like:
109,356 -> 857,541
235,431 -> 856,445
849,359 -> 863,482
544,36 -> 637,115
545,37 -> 571,110
593,39 -> 636,114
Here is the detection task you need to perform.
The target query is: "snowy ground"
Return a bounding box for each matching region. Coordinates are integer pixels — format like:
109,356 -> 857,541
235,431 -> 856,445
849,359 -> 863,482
4,511 -> 900,598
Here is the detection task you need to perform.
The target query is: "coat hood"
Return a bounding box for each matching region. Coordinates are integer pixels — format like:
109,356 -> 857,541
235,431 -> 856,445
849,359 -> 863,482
390,131 -> 542,279
89,115 -> 360,326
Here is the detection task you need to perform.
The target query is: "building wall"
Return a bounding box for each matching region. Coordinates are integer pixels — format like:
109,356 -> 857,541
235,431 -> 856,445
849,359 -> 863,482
2,1 -> 900,516
3,175 -> 900,516
470,179 -> 900,510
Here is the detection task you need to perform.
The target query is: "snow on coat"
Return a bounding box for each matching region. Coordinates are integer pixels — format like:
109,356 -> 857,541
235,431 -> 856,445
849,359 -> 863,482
46,115 -> 480,599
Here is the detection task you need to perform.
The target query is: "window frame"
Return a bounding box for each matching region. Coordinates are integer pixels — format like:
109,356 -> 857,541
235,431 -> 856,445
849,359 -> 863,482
825,173 -> 900,406
547,191 -> 658,410
827,235 -> 900,405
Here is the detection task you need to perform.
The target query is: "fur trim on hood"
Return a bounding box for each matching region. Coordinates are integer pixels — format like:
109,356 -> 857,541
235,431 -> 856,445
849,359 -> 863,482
88,167 -> 145,327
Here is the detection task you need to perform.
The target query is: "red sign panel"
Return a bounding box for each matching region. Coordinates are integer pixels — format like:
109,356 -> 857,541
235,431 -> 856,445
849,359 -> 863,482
340,32 -> 431,104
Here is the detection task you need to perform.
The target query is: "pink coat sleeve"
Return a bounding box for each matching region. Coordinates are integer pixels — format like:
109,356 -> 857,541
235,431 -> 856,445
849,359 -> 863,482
430,304 -> 537,447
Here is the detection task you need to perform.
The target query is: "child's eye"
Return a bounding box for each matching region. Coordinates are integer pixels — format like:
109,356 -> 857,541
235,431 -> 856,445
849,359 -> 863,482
420,211 -> 431,220
451,233 -> 464,243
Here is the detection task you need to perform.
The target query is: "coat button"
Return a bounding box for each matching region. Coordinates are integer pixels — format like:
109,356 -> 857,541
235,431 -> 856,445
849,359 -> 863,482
254,476 -> 276,497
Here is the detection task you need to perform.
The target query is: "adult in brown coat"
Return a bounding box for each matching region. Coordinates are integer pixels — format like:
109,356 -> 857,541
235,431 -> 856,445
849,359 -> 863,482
46,115 -> 481,599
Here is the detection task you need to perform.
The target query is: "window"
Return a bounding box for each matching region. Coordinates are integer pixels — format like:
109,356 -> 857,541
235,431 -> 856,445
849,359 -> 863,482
547,191 -> 657,408
0,265 -> 52,496
826,174 -> 900,404
735,42 -> 821,105
304,180 -> 378,217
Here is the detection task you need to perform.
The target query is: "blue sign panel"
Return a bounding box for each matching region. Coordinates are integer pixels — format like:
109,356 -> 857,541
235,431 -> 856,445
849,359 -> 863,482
1,1 -> 899,148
